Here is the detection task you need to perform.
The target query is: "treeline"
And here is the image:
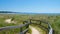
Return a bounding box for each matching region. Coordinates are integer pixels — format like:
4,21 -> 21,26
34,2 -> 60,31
0,11 -> 16,13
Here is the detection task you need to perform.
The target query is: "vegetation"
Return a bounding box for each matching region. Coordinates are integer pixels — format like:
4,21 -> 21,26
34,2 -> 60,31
0,14 -> 60,34
0,14 -> 30,34
0,11 -> 16,13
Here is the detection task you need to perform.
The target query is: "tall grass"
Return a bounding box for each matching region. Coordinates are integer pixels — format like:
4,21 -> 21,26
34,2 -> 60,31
0,14 -> 60,34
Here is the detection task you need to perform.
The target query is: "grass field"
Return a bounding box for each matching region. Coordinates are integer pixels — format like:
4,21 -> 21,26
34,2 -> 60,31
0,14 -> 30,34
0,14 -> 60,34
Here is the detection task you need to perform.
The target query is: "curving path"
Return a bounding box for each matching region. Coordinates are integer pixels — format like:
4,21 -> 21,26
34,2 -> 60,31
29,26 -> 40,34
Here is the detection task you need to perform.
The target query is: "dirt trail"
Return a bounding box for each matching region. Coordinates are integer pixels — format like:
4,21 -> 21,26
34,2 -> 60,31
29,26 -> 40,34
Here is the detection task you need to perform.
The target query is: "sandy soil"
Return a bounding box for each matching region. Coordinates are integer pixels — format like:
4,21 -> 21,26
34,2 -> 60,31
5,19 -> 11,23
29,26 -> 40,34
5,19 -> 16,24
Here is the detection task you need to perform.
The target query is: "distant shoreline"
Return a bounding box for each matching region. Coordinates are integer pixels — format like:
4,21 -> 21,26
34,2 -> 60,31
0,13 -> 60,16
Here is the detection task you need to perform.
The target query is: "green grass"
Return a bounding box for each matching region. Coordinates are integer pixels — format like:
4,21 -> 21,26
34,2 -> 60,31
27,28 -> 32,34
0,14 -> 60,34
0,14 -> 30,34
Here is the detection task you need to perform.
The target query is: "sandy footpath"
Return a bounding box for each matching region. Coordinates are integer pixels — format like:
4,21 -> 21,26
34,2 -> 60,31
29,26 -> 40,34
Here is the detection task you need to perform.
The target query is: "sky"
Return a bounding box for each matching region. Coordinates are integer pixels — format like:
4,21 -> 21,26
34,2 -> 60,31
0,0 -> 60,13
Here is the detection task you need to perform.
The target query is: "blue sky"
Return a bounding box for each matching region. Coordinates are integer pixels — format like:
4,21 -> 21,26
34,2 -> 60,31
0,0 -> 60,13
